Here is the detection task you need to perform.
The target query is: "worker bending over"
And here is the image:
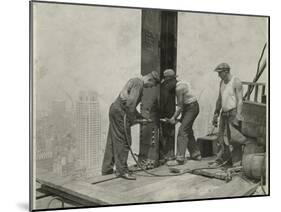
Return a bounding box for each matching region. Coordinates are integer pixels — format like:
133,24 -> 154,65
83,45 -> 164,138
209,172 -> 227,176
102,71 -> 160,180
167,80 -> 202,166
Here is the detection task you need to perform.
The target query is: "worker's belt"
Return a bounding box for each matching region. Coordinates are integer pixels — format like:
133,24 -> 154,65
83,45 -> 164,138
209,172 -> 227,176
221,108 -> 237,117
183,100 -> 198,108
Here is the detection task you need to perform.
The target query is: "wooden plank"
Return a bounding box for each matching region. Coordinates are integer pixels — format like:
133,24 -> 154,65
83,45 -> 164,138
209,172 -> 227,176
196,176 -> 257,198
85,174 -> 118,185
37,175 -> 73,190
41,185 -> 98,206
96,167 -> 171,193
35,161 -> 258,206
123,174 -> 224,203
41,180 -> 123,205
37,170 -> 117,205
254,85 -> 259,102
123,174 -> 202,203
242,82 -> 266,86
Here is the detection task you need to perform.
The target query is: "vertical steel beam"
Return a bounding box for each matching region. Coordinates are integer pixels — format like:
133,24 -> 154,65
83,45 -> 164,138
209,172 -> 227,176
140,10 -> 177,166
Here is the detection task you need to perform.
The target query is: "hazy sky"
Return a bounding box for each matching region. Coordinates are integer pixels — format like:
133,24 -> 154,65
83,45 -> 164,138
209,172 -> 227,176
177,12 -> 268,135
33,2 -> 268,147
33,3 -> 141,115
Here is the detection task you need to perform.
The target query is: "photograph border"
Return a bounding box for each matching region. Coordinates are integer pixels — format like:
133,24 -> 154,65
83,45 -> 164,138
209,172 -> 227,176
29,1 -> 270,211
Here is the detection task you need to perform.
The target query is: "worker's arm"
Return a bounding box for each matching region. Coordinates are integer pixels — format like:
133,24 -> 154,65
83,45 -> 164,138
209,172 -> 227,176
126,82 -> 143,124
213,81 -> 222,126
234,77 -> 244,124
169,86 -> 183,124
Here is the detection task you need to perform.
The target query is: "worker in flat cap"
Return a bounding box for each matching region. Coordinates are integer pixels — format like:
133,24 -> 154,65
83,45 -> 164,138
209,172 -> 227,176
159,69 -> 178,163
102,71 -> 160,180
166,78 -> 202,166
211,63 -> 247,167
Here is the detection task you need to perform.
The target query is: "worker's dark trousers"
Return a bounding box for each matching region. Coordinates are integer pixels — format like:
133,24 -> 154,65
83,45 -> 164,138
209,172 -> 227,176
101,101 -> 131,176
160,123 -> 175,161
176,101 -> 201,162
216,109 -> 247,164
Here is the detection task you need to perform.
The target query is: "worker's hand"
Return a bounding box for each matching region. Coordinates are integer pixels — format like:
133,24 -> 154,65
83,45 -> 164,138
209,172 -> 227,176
236,114 -> 244,122
160,118 -> 169,123
212,114 -> 219,127
146,118 -> 153,123
233,114 -> 243,127
168,117 -> 176,125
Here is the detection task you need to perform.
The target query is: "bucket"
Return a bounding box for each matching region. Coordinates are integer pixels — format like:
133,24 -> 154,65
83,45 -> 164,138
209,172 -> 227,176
242,153 -> 266,180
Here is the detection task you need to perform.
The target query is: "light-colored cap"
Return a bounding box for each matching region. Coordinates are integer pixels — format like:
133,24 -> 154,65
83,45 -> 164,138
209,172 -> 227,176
150,71 -> 160,83
163,69 -> 176,77
214,63 -> 230,72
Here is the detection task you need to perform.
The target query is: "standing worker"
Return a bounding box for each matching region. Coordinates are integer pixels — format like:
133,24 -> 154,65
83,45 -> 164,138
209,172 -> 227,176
102,71 -> 160,180
166,80 -> 202,166
159,69 -> 178,163
211,63 -> 247,167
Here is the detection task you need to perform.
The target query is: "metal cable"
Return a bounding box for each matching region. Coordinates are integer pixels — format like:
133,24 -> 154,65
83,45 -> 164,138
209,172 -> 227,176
123,114 -> 230,177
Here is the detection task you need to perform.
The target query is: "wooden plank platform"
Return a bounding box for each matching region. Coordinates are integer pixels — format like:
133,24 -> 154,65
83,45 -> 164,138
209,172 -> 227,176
36,158 -> 258,207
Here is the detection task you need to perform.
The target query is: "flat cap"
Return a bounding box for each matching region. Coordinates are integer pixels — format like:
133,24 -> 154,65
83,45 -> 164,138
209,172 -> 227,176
214,63 -> 230,72
163,69 -> 176,77
150,71 -> 160,83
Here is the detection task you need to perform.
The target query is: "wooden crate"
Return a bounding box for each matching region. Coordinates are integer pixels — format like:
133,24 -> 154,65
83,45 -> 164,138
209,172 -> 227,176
241,101 -> 266,141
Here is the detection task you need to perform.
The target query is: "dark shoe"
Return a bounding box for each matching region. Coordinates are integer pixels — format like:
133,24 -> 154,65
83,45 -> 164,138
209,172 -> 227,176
166,160 -> 184,166
102,169 -> 114,175
120,173 -> 136,180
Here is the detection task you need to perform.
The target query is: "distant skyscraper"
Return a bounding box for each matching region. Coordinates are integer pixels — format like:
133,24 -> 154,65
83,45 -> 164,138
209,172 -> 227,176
76,91 -> 101,175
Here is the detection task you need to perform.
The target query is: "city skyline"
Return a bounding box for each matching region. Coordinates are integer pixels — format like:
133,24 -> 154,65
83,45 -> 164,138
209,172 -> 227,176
36,90 -> 103,178
76,91 -> 102,176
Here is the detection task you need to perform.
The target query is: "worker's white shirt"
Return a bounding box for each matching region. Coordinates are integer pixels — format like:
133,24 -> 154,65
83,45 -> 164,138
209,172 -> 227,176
220,76 -> 237,112
176,82 -> 197,107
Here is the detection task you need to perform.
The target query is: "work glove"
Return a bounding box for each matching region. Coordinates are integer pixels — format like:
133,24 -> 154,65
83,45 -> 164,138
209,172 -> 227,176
168,117 -> 176,125
232,114 -> 244,128
160,118 -> 169,123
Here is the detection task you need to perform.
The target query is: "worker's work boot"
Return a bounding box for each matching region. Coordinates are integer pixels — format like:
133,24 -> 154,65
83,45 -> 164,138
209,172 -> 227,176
166,160 -> 184,166
120,172 -> 136,180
